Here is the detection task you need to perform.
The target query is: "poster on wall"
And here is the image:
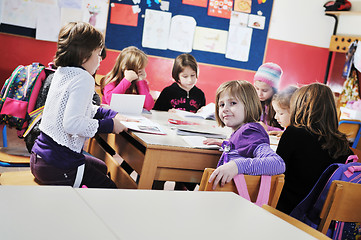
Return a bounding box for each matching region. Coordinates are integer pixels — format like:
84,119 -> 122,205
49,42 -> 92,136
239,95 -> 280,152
109,3 -> 139,27
168,15 -> 196,52
36,4 -> 61,42
142,9 -> 172,50
83,0 -> 109,34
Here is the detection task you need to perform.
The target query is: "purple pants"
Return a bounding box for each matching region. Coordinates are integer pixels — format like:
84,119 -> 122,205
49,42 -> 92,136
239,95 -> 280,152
30,153 -> 117,188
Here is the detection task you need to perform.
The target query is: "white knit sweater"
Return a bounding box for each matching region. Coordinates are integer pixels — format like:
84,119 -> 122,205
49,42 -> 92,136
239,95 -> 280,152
39,67 -> 99,153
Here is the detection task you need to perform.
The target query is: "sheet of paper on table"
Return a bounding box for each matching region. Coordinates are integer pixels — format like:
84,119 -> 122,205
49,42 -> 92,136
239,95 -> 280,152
120,114 -> 166,135
182,136 -> 221,149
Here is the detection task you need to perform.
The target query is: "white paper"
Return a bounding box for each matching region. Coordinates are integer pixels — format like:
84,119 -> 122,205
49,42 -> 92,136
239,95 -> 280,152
225,24 -> 252,62
175,103 -> 215,119
1,0 -> 37,28
142,9 -> 172,50
168,15 -> 196,53
60,7 -> 83,26
110,94 -> 145,116
192,26 -> 228,54
182,136 -> 220,149
248,14 -> 266,30
36,4 -> 61,42
160,0 -> 169,11
120,114 -> 166,135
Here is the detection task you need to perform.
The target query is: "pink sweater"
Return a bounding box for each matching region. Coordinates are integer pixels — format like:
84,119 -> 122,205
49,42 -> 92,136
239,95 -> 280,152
102,78 -> 154,111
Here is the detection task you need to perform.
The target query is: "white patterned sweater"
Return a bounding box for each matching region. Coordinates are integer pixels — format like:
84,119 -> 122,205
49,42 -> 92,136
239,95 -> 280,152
39,67 -> 99,153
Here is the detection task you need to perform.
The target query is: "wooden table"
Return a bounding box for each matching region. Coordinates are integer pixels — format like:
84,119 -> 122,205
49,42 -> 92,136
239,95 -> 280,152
88,111 -> 228,189
76,188 -> 318,240
0,186 -> 119,240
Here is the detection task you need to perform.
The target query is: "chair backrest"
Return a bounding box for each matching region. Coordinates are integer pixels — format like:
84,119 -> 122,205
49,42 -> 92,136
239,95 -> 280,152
262,205 -> 331,240
199,168 -> 285,208
318,180 -> 361,234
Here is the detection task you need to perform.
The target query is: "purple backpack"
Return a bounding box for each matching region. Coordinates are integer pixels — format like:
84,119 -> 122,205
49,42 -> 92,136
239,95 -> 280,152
0,63 -> 47,133
290,155 -> 361,239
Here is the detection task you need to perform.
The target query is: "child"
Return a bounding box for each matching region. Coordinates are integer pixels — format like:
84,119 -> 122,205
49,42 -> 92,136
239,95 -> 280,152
31,22 -> 127,188
153,53 -> 205,112
276,83 -> 353,214
208,80 -> 285,190
100,46 -> 154,111
269,86 -> 298,137
254,62 -> 283,132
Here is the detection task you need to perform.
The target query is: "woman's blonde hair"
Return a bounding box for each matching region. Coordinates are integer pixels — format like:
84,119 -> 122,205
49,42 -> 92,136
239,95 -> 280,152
100,46 -> 148,94
290,83 -> 349,158
54,22 -> 104,67
215,80 -> 262,127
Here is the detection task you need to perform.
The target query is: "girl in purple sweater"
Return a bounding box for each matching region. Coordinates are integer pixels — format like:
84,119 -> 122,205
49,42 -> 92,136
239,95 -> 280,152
100,46 -> 154,111
208,80 -> 285,190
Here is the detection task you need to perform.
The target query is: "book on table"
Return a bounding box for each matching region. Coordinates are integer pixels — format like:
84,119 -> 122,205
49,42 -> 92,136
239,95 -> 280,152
109,94 -> 166,135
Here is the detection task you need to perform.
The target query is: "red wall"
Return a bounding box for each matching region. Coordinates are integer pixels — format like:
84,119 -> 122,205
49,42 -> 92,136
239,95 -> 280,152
1,33 -> 341,103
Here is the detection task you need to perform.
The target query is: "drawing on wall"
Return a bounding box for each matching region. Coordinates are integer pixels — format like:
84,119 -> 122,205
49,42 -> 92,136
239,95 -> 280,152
1,0 -> 38,28
110,3 -> 138,27
208,0 -> 233,19
58,0 -> 82,8
226,11 -> 252,61
142,9 -> 172,50
234,0 -> 251,13
83,0 -> 109,34
60,7 -> 83,26
36,3 -> 61,42
193,26 -> 228,54
182,0 -> 208,7
160,1 -> 169,11
168,15 -> 196,52
248,14 -> 265,30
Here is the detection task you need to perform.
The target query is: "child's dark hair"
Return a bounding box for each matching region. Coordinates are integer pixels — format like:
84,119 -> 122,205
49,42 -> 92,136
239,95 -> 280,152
215,80 -> 262,127
54,22 -> 104,67
172,54 -> 198,83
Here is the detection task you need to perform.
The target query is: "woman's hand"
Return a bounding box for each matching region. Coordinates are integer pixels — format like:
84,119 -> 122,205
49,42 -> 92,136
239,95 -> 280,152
208,161 -> 238,190
124,70 -> 139,82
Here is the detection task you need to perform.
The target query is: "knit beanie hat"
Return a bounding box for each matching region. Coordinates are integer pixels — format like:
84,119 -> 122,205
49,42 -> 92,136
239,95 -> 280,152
254,62 -> 283,89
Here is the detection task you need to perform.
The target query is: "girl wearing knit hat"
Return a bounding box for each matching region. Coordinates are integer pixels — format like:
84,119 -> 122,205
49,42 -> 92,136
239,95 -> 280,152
254,62 -> 283,132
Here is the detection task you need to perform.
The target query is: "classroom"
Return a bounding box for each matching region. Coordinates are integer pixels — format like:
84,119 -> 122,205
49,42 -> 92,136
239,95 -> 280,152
0,0 -> 361,239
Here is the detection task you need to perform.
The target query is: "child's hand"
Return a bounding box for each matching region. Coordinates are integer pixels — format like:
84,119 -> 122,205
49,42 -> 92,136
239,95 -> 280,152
124,70 -> 139,82
112,118 -> 127,134
138,69 -> 147,81
203,138 -> 223,147
268,130 -> 283,138
168,108 -> 177,113
208,161 -> 238,190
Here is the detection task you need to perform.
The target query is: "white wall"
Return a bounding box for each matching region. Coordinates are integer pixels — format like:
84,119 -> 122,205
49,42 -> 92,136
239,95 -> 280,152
268,0 -> 361,48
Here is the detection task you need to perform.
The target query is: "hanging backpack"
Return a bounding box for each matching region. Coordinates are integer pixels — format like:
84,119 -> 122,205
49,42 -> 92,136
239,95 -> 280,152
0,63 -> 54,136
290,155 -> 361,239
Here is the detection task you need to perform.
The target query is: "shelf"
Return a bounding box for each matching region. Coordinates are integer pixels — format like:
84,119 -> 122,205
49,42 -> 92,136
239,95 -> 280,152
325,11 -> 361,16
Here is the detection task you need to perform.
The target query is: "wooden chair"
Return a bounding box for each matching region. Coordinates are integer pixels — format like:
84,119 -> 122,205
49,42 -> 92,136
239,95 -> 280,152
199,168 -> 285,208
262,205 -> 331,240
318,180 -> 361,234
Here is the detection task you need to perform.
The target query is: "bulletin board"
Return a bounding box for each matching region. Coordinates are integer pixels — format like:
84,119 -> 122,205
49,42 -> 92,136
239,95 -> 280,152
106,0 -> 274,71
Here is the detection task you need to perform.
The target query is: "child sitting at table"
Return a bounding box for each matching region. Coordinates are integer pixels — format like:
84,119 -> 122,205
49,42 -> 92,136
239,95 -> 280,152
153,53 -> 206,113
31,22 -> 127,188
100,46 -> 154,111
276,83 -> 353,214
269,86 -> 298,137
208,80 -> 285,190
254,62 -> 283,132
